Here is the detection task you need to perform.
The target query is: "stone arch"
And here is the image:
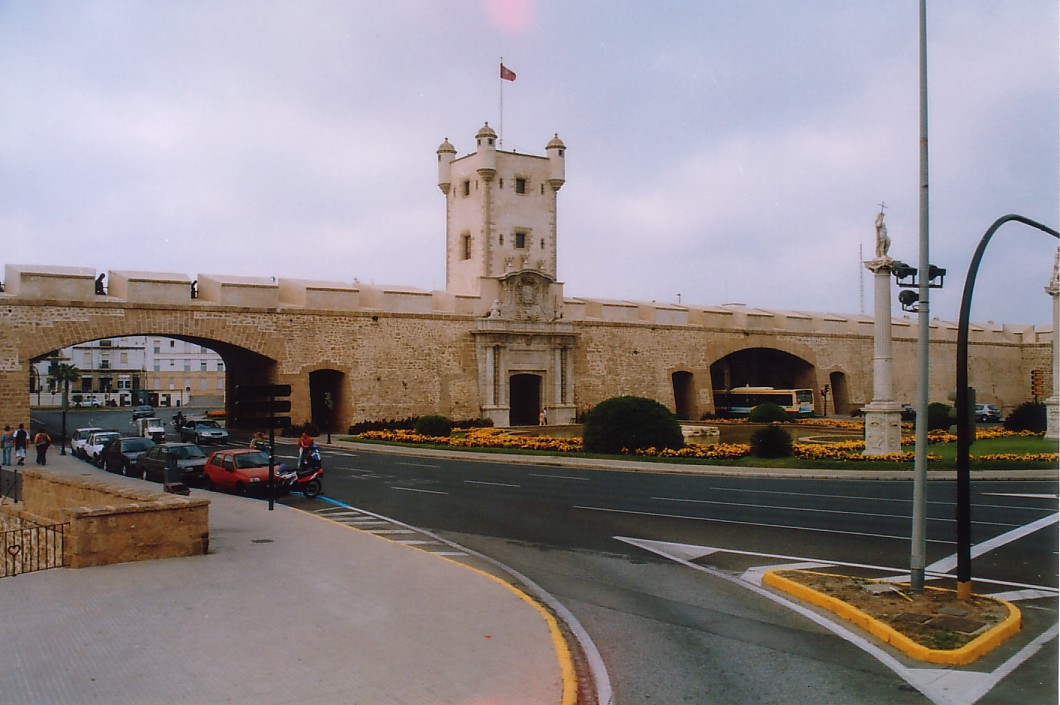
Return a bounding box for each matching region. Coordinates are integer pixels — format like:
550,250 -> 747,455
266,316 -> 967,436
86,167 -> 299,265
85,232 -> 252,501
306,366 -> 349,435
8,306 -> 291,430
709,346 -> 817,408
828,370 -> 851,415
671,370 -> 697,420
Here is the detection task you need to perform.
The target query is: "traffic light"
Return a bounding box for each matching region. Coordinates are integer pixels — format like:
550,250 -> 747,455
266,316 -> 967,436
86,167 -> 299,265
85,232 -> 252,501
234,383 -> 292,429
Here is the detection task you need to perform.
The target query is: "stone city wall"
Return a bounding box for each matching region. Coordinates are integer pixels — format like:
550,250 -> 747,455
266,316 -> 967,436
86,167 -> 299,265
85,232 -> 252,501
1,264 -> 1052,428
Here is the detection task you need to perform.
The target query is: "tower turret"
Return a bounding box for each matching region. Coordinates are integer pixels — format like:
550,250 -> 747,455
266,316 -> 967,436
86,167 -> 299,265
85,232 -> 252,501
546,133 -> 565,190
476,122 -> 497,181
436,138 -> 456,194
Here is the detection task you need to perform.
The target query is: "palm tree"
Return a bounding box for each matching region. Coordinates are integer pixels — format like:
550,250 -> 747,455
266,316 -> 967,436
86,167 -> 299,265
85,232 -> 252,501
47,361 -> 80,454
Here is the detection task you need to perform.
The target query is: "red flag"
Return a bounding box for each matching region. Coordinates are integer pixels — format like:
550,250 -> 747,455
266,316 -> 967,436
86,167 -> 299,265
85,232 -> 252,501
500,63 -> 516,81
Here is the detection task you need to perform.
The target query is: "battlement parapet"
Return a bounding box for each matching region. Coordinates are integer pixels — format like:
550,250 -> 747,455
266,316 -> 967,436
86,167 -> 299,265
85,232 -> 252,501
1,264 -> 1051,343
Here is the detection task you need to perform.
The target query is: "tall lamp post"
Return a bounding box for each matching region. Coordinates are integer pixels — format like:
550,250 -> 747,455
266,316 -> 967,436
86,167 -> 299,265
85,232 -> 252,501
953,214 -> 1058,600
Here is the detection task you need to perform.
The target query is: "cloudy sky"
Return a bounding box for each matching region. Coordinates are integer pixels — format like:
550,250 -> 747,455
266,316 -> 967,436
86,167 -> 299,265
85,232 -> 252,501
3,1 -> 1057,325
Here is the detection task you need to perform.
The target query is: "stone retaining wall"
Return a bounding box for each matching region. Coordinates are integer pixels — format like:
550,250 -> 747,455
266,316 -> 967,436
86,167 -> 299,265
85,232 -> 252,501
5,470 -> 210,568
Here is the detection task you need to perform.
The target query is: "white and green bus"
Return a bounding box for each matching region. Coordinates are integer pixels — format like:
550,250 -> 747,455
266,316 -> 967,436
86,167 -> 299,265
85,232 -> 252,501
713,386 -> 815,417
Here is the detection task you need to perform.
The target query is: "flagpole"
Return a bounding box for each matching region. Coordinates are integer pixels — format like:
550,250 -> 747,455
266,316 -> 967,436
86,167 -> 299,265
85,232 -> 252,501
499,56 -> 504,148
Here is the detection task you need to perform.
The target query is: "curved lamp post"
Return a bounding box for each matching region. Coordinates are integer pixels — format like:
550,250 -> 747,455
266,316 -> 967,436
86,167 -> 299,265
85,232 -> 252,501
955,214 -> 1059,600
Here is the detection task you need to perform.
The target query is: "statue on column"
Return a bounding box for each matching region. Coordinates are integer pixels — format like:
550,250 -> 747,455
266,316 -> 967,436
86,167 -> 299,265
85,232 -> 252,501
874,210 -> 891,259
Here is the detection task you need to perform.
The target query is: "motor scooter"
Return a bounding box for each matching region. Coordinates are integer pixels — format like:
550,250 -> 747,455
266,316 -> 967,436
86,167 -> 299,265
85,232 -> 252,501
291,443 -> 324,498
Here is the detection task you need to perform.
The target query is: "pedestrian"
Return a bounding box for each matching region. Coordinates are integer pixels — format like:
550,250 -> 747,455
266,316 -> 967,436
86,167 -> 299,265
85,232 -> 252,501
297,430 -> 314,468
1,425 -> 12,466
34,429 -> 52,466
95,272 -> 106,295
539,408 -> 548,426
250,431 -> 269,451
13,423 -> 29,466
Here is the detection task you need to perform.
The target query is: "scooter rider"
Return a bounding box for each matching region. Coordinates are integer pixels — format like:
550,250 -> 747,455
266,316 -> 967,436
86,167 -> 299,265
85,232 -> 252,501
297,430 -> 314,469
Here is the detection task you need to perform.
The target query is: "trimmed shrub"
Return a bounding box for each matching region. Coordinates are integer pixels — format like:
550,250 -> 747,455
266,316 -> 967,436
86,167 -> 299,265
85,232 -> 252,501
927,402 -> 952,431
414,414 -> 453,437
748,402 -> 790,423
582,396 -> 684,454
1004,402 -> 1047,433
750,425 -> 793,458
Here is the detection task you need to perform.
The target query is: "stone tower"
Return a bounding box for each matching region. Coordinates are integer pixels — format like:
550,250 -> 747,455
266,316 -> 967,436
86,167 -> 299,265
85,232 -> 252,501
438,124 -> 575,427
437,123 -> 566,304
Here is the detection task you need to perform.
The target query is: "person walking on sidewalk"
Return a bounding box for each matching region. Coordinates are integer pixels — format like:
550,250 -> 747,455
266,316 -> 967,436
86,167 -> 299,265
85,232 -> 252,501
1,425 -> 12,466
13,424 -> 29,466
34,429 -> 52,466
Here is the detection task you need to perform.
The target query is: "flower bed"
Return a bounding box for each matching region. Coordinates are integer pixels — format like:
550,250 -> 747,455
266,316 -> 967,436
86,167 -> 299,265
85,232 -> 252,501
354,422 -> 1056,464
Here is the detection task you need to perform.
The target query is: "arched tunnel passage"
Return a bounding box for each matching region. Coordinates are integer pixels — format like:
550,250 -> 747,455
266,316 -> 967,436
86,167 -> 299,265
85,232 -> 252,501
709,347 -> 817,413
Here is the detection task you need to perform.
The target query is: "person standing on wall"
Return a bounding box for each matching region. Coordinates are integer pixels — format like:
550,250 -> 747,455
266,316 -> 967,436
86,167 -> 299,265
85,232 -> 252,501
34,429 -> 52,466
13,424 -> 29,466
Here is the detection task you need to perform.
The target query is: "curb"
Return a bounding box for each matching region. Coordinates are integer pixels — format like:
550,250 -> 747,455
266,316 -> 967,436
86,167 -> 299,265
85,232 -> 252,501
300,506 -> 579,705
762,570 -> 1022,665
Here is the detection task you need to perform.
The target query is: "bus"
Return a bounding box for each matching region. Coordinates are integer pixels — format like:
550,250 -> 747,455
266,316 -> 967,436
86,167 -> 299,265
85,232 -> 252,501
713,387 -> 815,417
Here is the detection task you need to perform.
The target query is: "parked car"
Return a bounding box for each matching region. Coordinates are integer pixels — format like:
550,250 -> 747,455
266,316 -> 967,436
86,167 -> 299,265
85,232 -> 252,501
71,427 -> 104,458
203,449 -> 287,495
134,443 -> 208,485
84,430 -> 122,466
101,437 -> 156,475
178,418 -> 229,445
975,403 -> 1002,423
132,404 -> 155,421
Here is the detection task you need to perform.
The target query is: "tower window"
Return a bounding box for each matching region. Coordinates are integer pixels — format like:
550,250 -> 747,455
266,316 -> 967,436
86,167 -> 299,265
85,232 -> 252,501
515,177 -> 526,194
462,180 -> 470,197
462,233 -> 472,260
515,232 -> 527,249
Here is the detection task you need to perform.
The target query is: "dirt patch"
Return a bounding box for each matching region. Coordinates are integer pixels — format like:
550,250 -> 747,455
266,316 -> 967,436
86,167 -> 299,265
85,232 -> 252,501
774,570 -> 1011,651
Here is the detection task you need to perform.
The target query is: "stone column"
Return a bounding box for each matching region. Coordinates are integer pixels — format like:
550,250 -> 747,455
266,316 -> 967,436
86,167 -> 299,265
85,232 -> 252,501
863,256 -> 904,455
1046,247 -> 1059,441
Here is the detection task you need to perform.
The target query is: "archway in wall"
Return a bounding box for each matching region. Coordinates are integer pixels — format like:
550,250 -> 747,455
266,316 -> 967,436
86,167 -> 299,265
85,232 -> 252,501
26,335 -> 246,412
309,369 -> 346,435
672,371 -> 696,420
709,347 -> 816,407
829,371 -> 850,415
509,373 -> 542,426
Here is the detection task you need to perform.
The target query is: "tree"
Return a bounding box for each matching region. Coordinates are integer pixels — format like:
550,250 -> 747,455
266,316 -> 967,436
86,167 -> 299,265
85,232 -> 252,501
48,362 -> 80,409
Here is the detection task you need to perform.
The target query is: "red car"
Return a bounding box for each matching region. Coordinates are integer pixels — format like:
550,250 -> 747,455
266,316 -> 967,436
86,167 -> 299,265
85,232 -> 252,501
202,449 -> 290,495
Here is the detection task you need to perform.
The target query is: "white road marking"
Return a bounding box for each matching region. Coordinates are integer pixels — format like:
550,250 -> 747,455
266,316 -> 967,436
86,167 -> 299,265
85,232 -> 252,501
397,461 -> 441,468
392,486 -> 448,495
652,495 -> 1018,527
923,512 -> 1059,574
579,504 -> 955,544
464,479 -> 520,488
529,472 -> 590,481
616,536 -> 1059,705
981,492 -> 1058,500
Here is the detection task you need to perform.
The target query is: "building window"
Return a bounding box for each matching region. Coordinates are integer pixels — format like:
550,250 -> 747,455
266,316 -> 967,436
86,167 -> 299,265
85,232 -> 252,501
99,340 -> 112,348
217,362 -> 224,372
515,232 -> 527,249
184,361 -> 191,372
81,377 -> 92,392
169,340 -> 175,348
100,359 -> 110,369
462,180 -> 470,197
201,361 -> 208,372
120,352 -> 128,364
515,177 -> 526,194
153,362 -> 161,372
462,233 -> 472,260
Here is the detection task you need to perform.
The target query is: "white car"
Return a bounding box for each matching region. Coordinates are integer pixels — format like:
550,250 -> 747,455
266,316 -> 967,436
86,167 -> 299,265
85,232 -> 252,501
83,430 -> 121,466
71,427 -> 103,458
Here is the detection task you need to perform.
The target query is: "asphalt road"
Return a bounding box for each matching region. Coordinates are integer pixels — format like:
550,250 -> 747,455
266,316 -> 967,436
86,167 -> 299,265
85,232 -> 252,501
30,410 -> 1059,705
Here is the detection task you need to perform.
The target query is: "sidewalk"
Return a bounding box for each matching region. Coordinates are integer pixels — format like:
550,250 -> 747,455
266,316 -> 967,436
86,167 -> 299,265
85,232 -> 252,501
0,452 -> 570,705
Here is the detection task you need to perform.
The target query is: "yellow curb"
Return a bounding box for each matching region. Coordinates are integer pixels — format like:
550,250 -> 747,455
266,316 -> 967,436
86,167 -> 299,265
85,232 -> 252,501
763,570 -> 1021,665
302,507 -> 579,705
